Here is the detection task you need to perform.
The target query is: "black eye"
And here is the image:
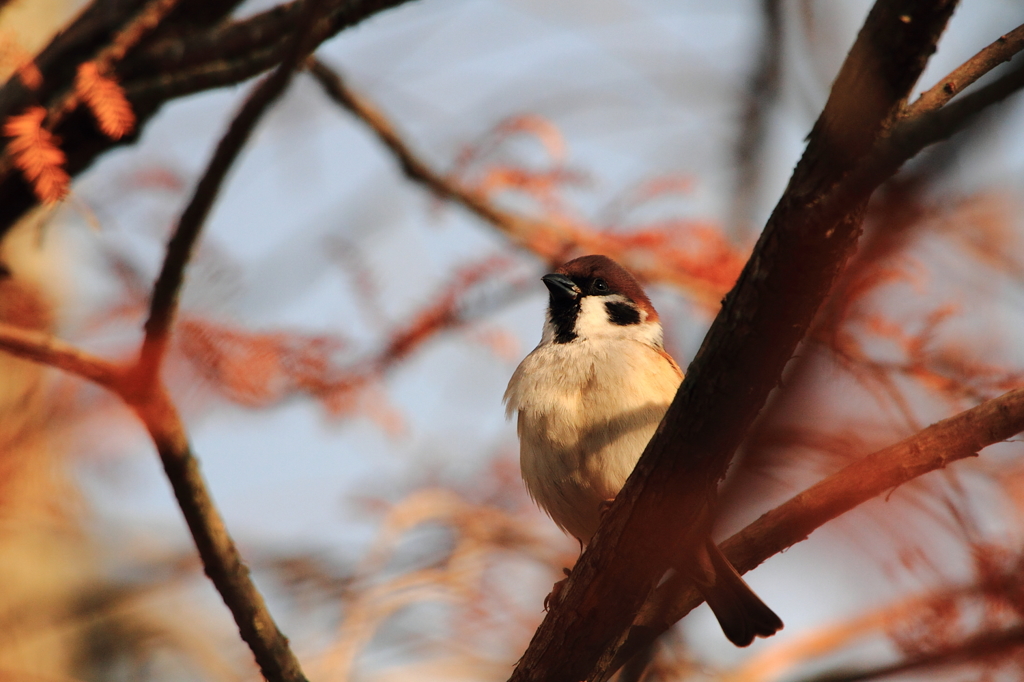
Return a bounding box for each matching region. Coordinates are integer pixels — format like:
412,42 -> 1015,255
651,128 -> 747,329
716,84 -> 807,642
592,279 -> 609,294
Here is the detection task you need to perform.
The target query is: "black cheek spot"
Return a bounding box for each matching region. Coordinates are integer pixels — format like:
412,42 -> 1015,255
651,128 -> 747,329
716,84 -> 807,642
605,301 -> 640,326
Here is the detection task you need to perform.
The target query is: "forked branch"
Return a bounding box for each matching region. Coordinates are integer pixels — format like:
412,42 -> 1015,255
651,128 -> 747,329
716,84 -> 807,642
0,6 -> 330,681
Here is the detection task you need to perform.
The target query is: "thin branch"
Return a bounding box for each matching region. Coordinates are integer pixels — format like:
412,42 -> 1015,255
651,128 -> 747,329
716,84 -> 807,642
305,57 -> 581,256
0,321 -> 124,389
128,384 -> 310,682
609,386 -> 1024,677
306,58 -> 734,307
0,319 -> 310,682
905,22 -> 1024,119
136,0 -> 323,385
818,59 -> 1024,232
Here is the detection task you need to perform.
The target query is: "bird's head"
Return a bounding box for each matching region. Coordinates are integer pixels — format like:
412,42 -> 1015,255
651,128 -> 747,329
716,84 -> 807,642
541,255 -> 662,347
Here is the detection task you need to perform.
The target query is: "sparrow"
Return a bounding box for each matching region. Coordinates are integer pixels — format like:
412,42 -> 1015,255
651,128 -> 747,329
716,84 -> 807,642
504,254 -> 782,647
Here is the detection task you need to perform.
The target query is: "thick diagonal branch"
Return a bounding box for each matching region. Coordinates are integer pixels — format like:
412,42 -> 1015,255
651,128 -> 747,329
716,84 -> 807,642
509,3 -> 959,681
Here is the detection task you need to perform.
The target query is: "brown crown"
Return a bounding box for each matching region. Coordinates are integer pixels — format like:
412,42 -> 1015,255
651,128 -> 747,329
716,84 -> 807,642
555,255 -> 658,321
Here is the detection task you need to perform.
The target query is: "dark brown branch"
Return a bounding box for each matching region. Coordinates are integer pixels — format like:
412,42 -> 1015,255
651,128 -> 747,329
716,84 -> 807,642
123,42 -> 286,103
0,0 -> 415,245
905,22 -> 1024,119
608,14 -> 1024,679
119,0 -> 306,79
128,385 -> 311,682
509,3 -> 959,681
609,386 -> 1024,676
43,0 -> 182,129
136,0 -> 323,385
818,59 -> 1024,231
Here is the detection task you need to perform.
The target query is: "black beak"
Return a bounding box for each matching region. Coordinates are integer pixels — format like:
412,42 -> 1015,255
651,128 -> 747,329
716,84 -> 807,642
542,273 -> 580,301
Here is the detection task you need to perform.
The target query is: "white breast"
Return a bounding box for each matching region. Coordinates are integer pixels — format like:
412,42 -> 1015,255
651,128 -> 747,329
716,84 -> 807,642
504,334 -> 681,543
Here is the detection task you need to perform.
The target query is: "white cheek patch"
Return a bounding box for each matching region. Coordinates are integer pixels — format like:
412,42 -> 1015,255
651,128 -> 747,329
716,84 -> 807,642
573,296 -> 618,339
572,294 -> 662,345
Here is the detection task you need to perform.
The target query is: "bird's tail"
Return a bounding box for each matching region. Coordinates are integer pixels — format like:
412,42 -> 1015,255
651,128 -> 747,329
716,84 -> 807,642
694,539 -> 783,647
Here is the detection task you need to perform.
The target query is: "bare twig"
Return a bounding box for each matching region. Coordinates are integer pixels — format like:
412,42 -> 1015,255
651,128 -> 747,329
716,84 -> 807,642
0,316 -> 309,681
905,22 -> 1024,119
307,57 -> 736,307
0,321 -> 124,389
137,0 -> 323,385
818,59 -> 1024,231
610,386 -> 1024,677
123,9 -> 332,680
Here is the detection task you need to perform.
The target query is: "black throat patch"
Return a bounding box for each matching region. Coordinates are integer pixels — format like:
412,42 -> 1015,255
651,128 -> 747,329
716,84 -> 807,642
605,301 -> 641,326
548,296 -> 580,344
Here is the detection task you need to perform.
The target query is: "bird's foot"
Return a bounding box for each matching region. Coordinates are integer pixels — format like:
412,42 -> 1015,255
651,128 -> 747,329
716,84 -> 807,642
544,567 -> 572,611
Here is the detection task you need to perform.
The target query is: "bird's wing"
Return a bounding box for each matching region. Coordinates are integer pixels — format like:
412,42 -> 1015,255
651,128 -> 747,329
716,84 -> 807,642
656,347 -> 684,380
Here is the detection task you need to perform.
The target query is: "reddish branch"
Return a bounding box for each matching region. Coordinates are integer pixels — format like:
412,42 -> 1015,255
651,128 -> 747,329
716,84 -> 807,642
612,386 -> 1024,676
0,319 -> 309,682
0,322 -> 123,389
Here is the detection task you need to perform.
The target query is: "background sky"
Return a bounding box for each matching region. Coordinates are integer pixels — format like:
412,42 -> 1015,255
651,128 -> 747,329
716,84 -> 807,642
6,0 -> 1024,677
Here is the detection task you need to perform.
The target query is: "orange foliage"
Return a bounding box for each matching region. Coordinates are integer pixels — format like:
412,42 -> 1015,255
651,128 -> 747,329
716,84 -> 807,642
177,318 -> 348,409
75,62 -> 135,140
453,114 -> 568,173
2,107 -> 69,204
175,256 -> 512,423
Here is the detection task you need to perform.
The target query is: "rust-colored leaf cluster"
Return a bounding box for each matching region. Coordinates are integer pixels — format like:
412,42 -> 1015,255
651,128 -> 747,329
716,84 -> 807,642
175,256 -> 513,427
2,107 -> 69,204
75,62 -> 135,140
1,60 -> 135,205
